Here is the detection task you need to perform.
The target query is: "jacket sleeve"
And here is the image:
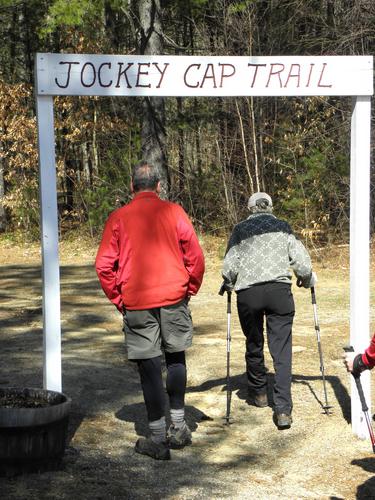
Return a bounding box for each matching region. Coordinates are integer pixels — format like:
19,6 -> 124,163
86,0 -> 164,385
95,213 -> 123,312
362,334 -> 375,369
222,228 -> 239,290
176,208 -> 205,296
288,233 -> 312,285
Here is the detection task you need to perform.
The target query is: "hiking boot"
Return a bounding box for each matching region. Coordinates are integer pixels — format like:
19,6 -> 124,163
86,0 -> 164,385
274,413 -> 292,430
135,437 -> 171,460
248,391 -> 268,408
167,424 -> 192,448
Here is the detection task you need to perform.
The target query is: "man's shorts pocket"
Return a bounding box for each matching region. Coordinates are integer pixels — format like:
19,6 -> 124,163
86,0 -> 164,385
160,300 -> 193,352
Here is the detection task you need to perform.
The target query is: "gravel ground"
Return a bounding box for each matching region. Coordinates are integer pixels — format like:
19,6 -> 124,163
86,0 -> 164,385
0,237 -> 375,499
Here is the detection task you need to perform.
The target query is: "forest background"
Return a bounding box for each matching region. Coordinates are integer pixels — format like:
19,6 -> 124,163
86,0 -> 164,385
0,0 -> 374,245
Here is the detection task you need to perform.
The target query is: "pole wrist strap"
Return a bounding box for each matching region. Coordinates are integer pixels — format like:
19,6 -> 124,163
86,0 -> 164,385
353,354 -> 367,377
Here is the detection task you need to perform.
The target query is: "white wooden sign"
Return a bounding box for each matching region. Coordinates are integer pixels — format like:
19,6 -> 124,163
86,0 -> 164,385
36,54 -> 373,97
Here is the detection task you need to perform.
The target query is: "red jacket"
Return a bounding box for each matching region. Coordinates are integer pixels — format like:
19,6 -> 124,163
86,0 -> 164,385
362,333 -> 375,369
95,191 -> 205,311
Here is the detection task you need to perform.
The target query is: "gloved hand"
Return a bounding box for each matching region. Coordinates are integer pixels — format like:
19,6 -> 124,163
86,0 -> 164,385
218,281 -> 232,296
308,272 -> 317,288
298,271 -> 317,289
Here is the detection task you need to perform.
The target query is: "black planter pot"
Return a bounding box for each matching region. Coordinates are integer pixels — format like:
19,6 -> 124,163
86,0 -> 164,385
0,387 -> 71,476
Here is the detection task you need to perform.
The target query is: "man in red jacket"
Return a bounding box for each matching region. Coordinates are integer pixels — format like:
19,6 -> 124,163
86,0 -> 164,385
95,161 -> 205,461
344,334 -> 375,375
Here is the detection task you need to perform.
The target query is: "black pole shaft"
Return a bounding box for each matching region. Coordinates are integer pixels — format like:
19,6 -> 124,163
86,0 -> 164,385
353,374 -> 375,451
344,345 -> 375,452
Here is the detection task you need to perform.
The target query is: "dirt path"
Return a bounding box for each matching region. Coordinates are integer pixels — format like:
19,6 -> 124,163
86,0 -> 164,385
0,237 -> 375,499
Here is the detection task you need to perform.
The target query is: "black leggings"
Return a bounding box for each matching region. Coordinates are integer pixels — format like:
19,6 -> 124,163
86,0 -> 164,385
137,351 -> 187,422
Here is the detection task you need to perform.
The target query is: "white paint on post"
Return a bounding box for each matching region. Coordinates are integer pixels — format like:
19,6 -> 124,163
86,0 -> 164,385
36,93 -> 62,393
350,96 -> 371,438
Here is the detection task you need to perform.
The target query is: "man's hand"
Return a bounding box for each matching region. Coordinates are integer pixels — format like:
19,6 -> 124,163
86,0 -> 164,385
343,351 -> 356,372
297,272 -> 318,289
306,271 -> 317,288
219,281 -> 232,296
343,351 -> 367,377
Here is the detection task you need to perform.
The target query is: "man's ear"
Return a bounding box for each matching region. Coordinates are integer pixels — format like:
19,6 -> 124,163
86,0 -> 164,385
156,181 -> 161,194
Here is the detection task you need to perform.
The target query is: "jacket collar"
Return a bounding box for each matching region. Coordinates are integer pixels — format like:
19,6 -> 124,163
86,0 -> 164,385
132,191 -> 159,201
247,212 -> 276,220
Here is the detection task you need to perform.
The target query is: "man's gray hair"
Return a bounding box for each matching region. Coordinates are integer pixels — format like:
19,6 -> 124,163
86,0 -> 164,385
132,161 -> 160,192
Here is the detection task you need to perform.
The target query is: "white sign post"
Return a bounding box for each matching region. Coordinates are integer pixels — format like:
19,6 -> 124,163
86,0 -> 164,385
35,53 -> 373,436
35,92 -> 61,393
350,95 -> 372,438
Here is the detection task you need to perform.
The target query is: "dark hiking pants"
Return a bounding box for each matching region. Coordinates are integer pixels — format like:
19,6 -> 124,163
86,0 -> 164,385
237,282 -> 295,414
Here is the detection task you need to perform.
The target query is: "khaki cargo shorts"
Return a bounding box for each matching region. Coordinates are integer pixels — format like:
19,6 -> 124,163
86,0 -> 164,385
122,299 -> 193,360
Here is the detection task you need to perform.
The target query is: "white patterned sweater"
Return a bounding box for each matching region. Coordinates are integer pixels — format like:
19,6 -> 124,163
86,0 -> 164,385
222,213 -> 312,291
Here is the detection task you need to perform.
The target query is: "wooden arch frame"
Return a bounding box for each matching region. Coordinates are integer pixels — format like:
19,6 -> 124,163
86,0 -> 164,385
35,53 -> 373,437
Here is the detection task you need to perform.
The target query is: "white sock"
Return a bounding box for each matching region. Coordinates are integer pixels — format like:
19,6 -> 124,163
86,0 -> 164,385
170,408 -> 185,429
149,416 -> 166,444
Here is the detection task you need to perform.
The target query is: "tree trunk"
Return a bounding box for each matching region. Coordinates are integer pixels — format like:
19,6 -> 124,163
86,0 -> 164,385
177,97 -> 184,195
137,0 -> 169,198
81,141 -> 90,185
235,99 -> 254,194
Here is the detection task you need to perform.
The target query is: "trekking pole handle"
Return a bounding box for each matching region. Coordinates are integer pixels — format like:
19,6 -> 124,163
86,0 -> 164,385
227,291 -> 232,314
343,346 -> 375,451
353,375 -> 369,412
343,345 -> 354,353
296,277 -> 316,303
219,282 -> 232,313
311,286 -> 317,304
343,346 -> 369,412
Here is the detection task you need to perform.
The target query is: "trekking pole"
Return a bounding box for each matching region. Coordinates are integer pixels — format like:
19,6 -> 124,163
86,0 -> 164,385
298,280 -> 332,414
219,283 -> 233,425
310,286 -> 332,414
343,346 -> 375,453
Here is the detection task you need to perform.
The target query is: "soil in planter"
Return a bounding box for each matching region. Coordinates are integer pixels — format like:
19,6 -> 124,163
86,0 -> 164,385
0,394 -> 52,409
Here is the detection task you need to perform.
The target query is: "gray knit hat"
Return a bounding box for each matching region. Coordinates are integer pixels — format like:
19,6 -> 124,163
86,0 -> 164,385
247,192 -> 273,210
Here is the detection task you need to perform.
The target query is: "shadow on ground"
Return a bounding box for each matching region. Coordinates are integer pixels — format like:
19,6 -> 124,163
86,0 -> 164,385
0,263 -> 289,499
0,262 -> 370,499
352,457 -> 375,499
188,371 -> 351,422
